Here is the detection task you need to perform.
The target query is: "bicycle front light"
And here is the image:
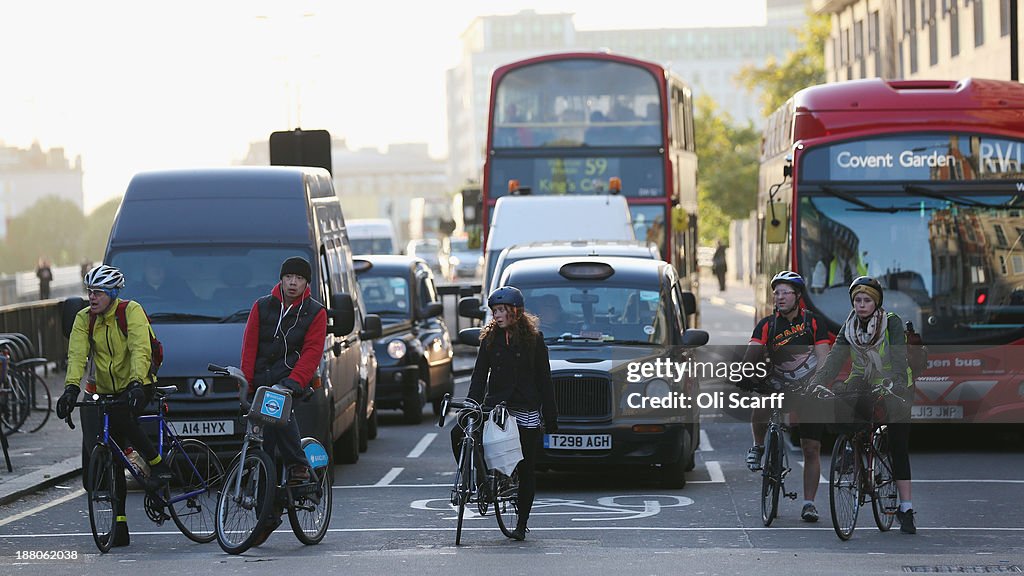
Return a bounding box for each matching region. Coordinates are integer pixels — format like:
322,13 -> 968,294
387,339 -> 407,359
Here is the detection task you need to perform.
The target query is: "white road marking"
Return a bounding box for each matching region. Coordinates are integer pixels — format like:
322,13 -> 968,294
795,460 -> 828,484
407,433 -> 437,458
0,488 -> 85,528
707,296 -> 756,315
704,460 -> 725,483
374,467 -> 404,486
698,429 -> 713,452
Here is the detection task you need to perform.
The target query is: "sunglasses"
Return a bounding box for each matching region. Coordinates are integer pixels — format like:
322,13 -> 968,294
773,290 -> 796,297
87,288 -> 108,297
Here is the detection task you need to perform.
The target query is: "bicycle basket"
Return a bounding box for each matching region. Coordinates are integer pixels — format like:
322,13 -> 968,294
249,386 -> 292,427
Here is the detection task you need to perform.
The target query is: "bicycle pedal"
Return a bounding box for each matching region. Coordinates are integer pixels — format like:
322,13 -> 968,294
785,492 -> 798,500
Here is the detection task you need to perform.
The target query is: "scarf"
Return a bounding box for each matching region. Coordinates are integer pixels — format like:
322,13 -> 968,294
843,308 -> 887,379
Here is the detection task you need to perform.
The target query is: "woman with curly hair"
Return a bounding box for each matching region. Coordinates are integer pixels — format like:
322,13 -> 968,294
458,286 -> 558,541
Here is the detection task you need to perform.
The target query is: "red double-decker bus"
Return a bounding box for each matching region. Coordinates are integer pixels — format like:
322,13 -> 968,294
756,77 -> 1024,424
483,52 -> 699,294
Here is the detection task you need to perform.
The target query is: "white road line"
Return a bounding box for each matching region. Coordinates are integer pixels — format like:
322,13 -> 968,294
705,460 -> 725,483
407,433 -> 438,458
335,483 -> 450,489
707,296 -> 756,315
374,467 -> 404,486
698,429 -> 713,452
0,488 -> 85,528
912,479 -> 1024,484
5,526 -> 1024,538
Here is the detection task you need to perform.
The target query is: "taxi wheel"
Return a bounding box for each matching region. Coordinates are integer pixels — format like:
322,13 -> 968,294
660,429 -> 693,489
402,379 -> 426,425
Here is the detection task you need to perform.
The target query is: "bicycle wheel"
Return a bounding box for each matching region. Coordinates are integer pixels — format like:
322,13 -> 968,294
167,439 -> 225,543
829,434 -> 861,540
0,376 -> 30,435
452,440 -> 473,546
288,439 -> 333,545
871,427 -> 898,532
494,470 -> 520,538
87,444 -> 118,553
15,370 -> 50,433
761,429 -> 782,526
216,449 -> 276,554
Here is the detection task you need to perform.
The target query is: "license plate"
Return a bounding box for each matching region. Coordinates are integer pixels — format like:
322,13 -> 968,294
544,434 -> 612,450
911,405 -> 964,420
169,419 -> 235,436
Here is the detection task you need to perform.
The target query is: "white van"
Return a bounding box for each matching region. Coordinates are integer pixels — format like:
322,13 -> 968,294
483,195 -> 634,290
347,218 -> 398,255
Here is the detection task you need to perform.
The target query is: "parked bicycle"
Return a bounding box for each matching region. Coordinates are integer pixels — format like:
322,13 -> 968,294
827,387 -> 902,540
209,364 -> 332,555
437,394 -> 520,545
70,385 -> 225,552
0,334 -> 51,434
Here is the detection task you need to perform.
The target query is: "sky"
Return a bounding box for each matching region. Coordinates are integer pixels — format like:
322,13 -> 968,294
0,0 -> 767,212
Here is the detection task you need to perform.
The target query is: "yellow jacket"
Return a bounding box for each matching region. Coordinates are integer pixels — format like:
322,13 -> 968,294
65,299 -> 157,394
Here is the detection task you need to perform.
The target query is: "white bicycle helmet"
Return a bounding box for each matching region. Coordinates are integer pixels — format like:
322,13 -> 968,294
770,270 -> 805,293
84,264 -> 125,289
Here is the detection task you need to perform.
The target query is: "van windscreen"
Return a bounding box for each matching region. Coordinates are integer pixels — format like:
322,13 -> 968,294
109,246 -> 314,322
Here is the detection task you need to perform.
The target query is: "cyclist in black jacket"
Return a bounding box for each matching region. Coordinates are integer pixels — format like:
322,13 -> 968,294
461,286 -> 558,541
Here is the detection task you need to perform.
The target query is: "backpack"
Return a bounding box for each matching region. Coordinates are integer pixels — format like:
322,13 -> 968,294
903,320 -> 929,378
88,300 -> 164,378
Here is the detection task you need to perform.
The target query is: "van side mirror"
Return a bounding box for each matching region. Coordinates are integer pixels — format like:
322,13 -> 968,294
62,297 -> 88,340
330,293 -> 356,336
680,291 -> 697,316
458,296 -> 485,320
418,301 -> 444,320
766,201 -> 789,245
681,329 -> 709,348
459,327 -> 482,346
360,314 -> 382,340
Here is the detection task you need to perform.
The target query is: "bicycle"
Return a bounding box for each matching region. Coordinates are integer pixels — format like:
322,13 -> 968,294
826,385 -> 902,541
759,405 -> 799,526
70,385 -> 225,552
209,364 -> 332,555
0,333 -> 52,434
437,393 -> 520,546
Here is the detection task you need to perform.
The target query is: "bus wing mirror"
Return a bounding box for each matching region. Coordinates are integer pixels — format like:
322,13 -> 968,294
766,201 -> 789,245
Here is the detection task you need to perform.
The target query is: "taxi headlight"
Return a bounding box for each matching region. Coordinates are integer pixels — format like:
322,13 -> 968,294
644,379 -> 672,398
387,340 -> 407,359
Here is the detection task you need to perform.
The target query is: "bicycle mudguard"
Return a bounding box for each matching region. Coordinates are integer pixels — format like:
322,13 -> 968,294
301,438 -> 329,469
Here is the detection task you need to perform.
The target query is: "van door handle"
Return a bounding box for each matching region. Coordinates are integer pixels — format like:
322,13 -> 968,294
333,341 -> 343,355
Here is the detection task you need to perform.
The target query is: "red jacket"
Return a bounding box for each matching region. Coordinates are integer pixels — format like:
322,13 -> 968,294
241,283 -> 327,391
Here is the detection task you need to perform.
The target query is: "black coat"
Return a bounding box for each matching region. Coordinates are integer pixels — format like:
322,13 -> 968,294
468,328 -> 558,428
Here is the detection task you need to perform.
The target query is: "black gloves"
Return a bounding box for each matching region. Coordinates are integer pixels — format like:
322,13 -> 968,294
126,381 -> 146,417
56,385 -> 80,420
278,378 -> 303,394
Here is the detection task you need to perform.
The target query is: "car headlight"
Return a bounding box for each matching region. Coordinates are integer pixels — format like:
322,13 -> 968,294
644,379 -> 671,398
387,340 -> 407,359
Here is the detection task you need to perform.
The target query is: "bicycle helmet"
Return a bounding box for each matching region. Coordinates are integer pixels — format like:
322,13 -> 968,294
84,264 -> 125,290
487,286 -> 524,308
849,275 -> 883,306
770,270 -> 805,294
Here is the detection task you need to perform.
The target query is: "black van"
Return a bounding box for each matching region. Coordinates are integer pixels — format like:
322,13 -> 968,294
105,167 -> 381,463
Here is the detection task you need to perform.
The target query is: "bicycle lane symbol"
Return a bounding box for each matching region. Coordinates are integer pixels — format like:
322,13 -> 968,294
410,494 -> 693,522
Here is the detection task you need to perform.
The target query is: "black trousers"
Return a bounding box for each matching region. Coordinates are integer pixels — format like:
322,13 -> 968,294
263,412 -> 309,469
79,387 -> 158,496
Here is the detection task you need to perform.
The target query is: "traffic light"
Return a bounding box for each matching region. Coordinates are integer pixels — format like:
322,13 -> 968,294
269,129 -> 332,175
974,287 -> 989,315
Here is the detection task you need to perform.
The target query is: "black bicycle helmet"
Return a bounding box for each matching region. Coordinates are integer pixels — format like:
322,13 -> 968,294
487,286 -> 524,308
770,270 -> 805,294
849,275 -> 884,306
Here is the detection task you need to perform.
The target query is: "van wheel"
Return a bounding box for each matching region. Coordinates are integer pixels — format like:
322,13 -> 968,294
334,416 -> 360,465
357,389 -> 369,453
402,379 -> 426,425
367,408 -> 378,440
660,429 -> 692,489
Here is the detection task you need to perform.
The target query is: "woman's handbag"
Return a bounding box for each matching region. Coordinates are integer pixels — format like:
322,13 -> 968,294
482,408 -> 523,476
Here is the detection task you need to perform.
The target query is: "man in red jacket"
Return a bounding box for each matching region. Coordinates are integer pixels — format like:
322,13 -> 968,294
241,256 -> 327,485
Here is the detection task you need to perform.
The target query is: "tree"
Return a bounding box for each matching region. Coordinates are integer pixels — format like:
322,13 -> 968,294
736,11 -> 830,118
83,197 -> 122,264
694,95 -> 760,245
1,196 -> 85,274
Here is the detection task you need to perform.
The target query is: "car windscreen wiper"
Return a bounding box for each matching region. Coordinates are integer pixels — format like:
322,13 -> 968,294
149,312 -> 223,322
369,309 -> 408,315
903,184 -> 987,207
219,309 -> 251,323
545,333 -> 606,343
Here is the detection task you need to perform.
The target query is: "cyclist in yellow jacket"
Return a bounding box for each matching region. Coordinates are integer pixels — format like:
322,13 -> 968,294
56,264 -> 170,547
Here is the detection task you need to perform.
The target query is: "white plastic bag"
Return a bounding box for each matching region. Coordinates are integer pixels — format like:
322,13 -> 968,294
482,409 -> 523,476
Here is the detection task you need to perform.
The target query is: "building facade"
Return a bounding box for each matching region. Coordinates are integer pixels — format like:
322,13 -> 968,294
817,0 -> 1019,82
446,1 -> 809,188
0,141 -> 84,240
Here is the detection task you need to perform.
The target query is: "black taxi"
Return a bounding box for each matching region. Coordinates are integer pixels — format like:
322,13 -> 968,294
459,256 -> 708,488
354,256 -> 454,424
